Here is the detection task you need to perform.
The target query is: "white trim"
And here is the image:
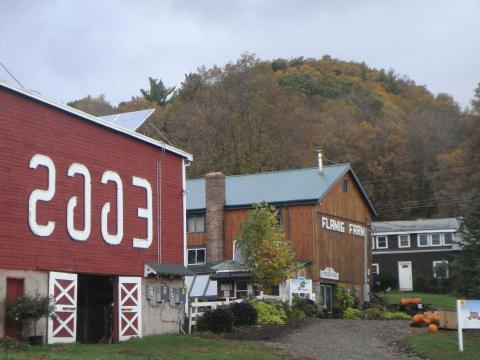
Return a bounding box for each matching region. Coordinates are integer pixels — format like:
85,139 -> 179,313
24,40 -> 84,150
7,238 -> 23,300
373,248 -> 460,255
183,159 -> 187,266
443,232 -> 455,246
373,229 -> 456,236
0,80 -> 193,161
417,233 -> 430,247
430,233 -> 443,247
372,263 -> 379,275
118,277 -> 142,341
376,235 -> 388,249
397,234 -> 410,248
433,260 -> 449,278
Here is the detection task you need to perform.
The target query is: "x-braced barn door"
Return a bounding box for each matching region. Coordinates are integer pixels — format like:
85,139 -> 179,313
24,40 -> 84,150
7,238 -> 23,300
48,272 -> 78,344
118,277 -> 142,341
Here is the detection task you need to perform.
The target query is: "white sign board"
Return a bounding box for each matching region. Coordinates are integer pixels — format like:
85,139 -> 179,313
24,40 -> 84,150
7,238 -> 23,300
321,216 -> 366,237
320,267 -> 339,281
457,299 -> 480,352
292,277 -> 311,294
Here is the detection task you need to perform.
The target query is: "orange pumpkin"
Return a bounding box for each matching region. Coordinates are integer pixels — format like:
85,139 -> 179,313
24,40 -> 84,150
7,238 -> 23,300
427,324 -> 439,333
400,298 -> 410,305
411,314 -> 424,325
412,297 -> 422,305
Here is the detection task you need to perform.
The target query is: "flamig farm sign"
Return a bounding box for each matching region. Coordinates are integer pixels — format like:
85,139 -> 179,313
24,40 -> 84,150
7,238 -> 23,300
321,216 -> 366,237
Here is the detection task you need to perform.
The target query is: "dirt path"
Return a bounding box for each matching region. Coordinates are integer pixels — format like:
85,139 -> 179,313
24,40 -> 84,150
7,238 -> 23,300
269,319 -> 421,360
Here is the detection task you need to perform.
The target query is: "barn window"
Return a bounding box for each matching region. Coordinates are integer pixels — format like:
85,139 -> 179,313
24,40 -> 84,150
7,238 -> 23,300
187,248 -> 206,265
376,236 -> 388,249
443,233 -> 454,245
433,261 -> 449,278
372,263 -> 379,275
342,178 -> 348,193
398,234 -> 410,248
275,208 -> 283,227
187,214 -> 205,233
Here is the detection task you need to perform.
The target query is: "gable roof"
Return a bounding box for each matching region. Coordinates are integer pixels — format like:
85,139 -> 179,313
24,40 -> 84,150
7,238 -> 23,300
187,164 -> 376,215
372,217 -> 460,234
0,80 -> 192,160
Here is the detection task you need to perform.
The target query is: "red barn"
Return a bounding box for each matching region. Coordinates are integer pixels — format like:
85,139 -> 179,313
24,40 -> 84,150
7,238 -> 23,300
0,81 -> 193,343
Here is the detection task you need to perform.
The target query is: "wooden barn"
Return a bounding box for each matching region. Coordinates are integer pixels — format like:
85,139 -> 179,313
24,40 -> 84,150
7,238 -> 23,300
186,152 -> 376,311
0,81 -> 192,343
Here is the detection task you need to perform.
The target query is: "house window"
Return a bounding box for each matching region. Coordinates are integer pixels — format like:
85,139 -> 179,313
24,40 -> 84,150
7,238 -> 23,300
372,263 -> 379,276
431,233 -> 442,246
433,260 -> 449,278
342,178 -> 349,193
443,233 -> 454,245
418,233 -> 429,247
235,280 -> 249,299
187,248 -> 206,265
398,234 -> 410,248
371,237 -> 375,250
187,214 -> 205,233
376,236 -> 388,249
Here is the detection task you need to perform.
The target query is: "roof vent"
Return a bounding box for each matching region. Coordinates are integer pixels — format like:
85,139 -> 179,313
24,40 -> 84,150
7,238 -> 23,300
317,150 -> 324,173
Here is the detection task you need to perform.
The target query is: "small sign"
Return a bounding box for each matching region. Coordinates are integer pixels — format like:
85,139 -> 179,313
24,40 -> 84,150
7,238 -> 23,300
457,299 -> 480,352
292,277 -> 311,294
320,267 -> 339,281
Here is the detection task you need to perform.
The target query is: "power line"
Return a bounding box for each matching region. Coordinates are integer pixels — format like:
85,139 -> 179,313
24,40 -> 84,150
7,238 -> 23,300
377,195 -> 471,210
0,60 -> 24,88
363,171 -> 441,184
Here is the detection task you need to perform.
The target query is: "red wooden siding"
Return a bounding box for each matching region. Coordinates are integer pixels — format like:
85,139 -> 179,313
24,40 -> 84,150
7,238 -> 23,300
0,88 -> 185,276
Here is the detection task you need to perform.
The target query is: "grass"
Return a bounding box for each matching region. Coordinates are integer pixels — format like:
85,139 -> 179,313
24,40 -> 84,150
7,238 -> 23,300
379,291 -> 457,310
0,334 -> 295,360
405,330 -> 480,360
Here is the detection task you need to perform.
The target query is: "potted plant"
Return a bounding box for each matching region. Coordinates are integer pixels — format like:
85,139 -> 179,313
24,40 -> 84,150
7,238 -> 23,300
6,292 -> 56,345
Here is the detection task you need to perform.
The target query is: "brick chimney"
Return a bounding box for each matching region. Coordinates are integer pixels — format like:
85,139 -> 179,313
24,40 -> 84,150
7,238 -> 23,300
205,172 -> 225,262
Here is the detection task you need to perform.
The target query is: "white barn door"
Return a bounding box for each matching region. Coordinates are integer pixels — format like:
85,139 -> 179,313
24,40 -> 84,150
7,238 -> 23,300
48,272 -> 78,344
118,277 -> 142,341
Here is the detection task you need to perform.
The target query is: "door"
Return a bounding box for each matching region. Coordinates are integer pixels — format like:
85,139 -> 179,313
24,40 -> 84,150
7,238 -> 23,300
320,284 -> 333,313
48,272 -> 78,344
5,278 -> 25,339
118,277 -> 142,341
398,261 -> 413,291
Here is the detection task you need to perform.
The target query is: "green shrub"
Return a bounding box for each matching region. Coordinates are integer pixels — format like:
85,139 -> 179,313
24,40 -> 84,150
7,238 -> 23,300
363,307 -> 385,320
229,302 -> 257,326
335,284 -> 356,308
197,307 -> 234,333
291,297 -> 317,317
0,337 -> 26,352
342,307 -> 362,320
251,301 -> 287,325
384,311 -> 411,320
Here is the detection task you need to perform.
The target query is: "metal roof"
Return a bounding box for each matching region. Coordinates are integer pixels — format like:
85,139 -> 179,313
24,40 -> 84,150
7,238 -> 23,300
372,218 -> 460,234
187,164 -> 376,214
144,262 -> 194,277
100,109 -> 155,131
0,80 -> 192,161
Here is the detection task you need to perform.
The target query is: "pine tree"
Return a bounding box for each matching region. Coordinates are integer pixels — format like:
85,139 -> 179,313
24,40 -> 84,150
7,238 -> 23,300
451,190 -> 480,297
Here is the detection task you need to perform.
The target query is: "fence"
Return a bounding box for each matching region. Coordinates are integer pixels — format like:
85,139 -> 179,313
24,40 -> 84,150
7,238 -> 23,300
188,293 -> 286,334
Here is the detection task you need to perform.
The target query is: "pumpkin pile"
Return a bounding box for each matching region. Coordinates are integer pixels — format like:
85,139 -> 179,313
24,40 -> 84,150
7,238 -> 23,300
410,311 -> 440,332
400,297 -> 422,305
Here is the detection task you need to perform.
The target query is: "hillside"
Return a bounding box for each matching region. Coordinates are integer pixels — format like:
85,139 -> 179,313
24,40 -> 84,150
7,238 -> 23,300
69,55 -> 480,220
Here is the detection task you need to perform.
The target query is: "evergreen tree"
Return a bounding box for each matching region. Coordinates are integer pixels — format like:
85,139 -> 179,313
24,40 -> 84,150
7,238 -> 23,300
451,191 -> 480,297
140,77 -> 175,107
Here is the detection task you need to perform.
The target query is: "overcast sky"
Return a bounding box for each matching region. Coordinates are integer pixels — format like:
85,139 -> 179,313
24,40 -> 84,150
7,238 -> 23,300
1,0 -> 479,108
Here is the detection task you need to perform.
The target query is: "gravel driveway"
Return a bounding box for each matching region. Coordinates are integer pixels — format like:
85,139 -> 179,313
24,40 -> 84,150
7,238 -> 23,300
270,319 -> 421,360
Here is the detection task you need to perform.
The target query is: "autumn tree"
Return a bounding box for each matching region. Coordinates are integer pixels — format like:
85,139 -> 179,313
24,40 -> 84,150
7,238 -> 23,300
67,94 -> 114,116
235,203 -> 297,293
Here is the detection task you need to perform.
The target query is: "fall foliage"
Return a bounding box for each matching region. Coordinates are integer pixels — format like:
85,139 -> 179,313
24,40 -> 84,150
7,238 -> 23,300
68,54 -> 480,220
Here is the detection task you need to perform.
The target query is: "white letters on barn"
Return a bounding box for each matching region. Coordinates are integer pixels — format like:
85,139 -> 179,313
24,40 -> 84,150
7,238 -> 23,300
66,163 -> 92,241
28,154 -> 56,236
101,170 -> 124,245
132,176 -> 153,249
28,154 -> 154,248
